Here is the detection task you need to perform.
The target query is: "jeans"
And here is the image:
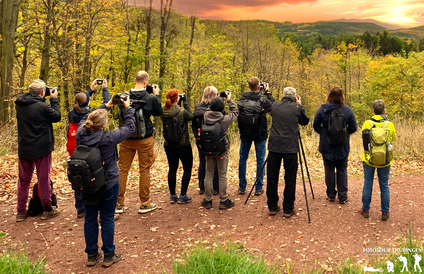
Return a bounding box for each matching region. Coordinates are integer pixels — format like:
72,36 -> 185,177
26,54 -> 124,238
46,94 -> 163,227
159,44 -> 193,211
323,157 -> 348,201
197,146 -> 219,191
205,151 -> 229,202
266,152 -> 298,213
238,139 -> 266,191
164,145 -> 193,196
75,191 -> 84,214
362,162 -> 390,213
82,183 -> 119,255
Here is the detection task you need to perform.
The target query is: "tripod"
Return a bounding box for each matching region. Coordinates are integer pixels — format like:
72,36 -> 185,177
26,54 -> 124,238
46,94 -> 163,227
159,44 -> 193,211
244,156 -> 268,204
298,132 -> 315,199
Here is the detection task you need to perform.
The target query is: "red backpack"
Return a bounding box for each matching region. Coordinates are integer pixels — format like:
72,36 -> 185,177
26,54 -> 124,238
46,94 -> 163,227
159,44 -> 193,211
67,122 -> 79,156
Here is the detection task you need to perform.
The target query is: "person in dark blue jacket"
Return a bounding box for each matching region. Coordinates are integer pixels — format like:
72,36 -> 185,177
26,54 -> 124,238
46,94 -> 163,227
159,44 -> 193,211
313,87 -> 357,204
75,98 -> 135,268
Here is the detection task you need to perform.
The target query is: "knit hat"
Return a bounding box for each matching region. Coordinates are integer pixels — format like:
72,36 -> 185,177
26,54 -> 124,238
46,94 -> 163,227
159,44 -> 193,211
210,97 -> 225,112
79,92 -> 91,108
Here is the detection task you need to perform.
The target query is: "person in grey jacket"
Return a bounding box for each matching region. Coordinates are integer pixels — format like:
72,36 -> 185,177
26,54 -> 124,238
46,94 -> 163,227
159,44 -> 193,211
201,90 -> 239,210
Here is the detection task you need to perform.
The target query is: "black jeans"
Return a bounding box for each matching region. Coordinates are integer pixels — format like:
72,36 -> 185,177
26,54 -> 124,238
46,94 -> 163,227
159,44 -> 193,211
323,156 -> 348,201
197,146 -> 219,191
164,145 -> 193,196
266,152 -> 298,213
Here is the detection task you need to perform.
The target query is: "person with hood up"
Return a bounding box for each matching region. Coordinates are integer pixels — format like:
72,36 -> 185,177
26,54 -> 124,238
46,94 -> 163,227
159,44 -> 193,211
15,79 -> 61,222
313,87 -> 357,204
201,90 -> 239,210
75,97 -> 135,267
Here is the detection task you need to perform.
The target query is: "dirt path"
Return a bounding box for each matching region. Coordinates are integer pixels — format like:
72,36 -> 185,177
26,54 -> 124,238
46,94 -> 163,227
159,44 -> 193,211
1,168 -> 423,273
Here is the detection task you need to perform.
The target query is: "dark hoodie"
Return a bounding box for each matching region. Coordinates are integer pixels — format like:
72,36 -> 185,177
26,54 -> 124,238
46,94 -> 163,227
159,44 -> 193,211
313,102 -> 358,161
68,88 -> 110,124
203,99 -> 239,152
161,101 -> 193,147
15,93 -> 61,159
76,104 -> 135,190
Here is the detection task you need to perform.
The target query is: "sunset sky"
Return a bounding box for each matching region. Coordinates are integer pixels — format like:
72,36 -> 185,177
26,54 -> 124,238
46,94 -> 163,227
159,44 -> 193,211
165,0 -> 424,28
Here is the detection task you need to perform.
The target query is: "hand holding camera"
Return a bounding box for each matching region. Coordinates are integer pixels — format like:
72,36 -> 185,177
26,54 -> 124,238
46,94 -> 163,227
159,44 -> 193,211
45,86 -> 58,98
220,89 -> 231,100
179,93 -> 186,102
260,82 -> 270,94
101,79 -> 107,89
112,92 -> 129,106
294,96 -> 302,105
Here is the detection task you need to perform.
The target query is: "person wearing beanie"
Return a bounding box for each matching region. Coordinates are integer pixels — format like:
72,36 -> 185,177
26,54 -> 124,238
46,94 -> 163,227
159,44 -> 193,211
67,79 -> 111,218
201,90 -> 239,210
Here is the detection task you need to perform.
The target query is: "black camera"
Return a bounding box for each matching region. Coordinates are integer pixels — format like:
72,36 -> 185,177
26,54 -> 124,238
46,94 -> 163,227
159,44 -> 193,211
96,79 -> 104,85
146,84 -> 153,94
260,82 -> 267,91
220,89 -> 230,98
45,86 -> 58,97
112,92 -> 129,105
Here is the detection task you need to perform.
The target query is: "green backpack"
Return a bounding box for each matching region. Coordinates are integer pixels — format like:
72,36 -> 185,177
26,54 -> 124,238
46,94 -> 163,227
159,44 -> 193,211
367,120 -> 393,166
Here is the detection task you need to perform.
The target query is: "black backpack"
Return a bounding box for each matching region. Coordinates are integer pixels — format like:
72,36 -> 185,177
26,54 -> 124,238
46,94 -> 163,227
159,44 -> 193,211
163,110 -> 184,145
198,118 -> 226,156
67,132 -> 107,193
192,105 -> 208,138
119,91 -> 147,139
236,97 -> 264,136
28,180 -> 58,216
327,107 -> 347,145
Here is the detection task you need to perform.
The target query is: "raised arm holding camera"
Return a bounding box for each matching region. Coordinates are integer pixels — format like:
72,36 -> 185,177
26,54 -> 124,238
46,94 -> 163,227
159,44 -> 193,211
15,79 -> 61,222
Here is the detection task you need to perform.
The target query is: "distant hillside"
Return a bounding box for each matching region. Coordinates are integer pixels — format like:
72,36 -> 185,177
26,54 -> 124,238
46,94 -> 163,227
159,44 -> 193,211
331,19 -> 404,30
388,26 -> 424,40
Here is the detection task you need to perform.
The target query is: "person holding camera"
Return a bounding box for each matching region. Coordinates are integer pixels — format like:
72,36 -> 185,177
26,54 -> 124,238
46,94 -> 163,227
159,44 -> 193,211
15,79 -> 61,222
201,90 -> 239,210
76,97 -> 135,267
266,87 -> 309,217
67,79 -> 111,218
116,71 -> 163,214
193,86 -> 220,195
161,89 -> 193,204
313,87 -> 357,204
237,77 -> 275,196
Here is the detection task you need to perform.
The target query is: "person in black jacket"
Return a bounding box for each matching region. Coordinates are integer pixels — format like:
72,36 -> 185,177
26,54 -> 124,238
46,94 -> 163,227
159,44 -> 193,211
237,77 -> 275,196
313,87 -> 357,204
116,71 -> 163,215
267,87 -> 310,217
15,79 -> 61,222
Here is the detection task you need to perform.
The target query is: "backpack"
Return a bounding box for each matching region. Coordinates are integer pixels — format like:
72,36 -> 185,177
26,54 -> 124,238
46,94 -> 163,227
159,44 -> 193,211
67,131 -> 107,193
198,118 -> 226,156
67,122 -> 79,156
365,120 -> 393,166
119,91 -> 147,139
236,97 -> 264,136
192,105 -> 208,137
28,180 -> 58,216
327,107 -> 347,145
163,110 -> 184,145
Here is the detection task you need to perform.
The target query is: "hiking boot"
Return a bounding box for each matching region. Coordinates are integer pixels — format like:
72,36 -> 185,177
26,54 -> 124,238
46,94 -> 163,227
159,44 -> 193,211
199,189 -> 205,195
87,249 -> 101,266
254,189 -> 264,196
219,199 -> 235,210
327,197 -> 335,202
269,206 -> 281,216
339,199 -> 348,204
170,195 -> 178,204
382,212 -> 390,221
102,251 -> 121,268
283,210 -> 295,218
360,209 -> 370,218
213,190 -> 219,195
77,210 -> 85,218
138,203 -> 157,214
237,189 -> 245,195
115,204 -> 124,214
16,211 -> 28,222
178,195 -> 192,204
41,208 -> 60,220
201,199 -> 213,209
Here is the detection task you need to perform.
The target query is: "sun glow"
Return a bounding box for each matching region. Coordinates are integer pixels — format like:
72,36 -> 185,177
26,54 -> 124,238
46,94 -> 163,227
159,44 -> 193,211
365,5 -> 420,27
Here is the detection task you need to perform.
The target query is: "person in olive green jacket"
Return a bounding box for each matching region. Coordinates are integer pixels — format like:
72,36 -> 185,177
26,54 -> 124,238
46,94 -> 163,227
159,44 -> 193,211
161,89 -> 194,204
360,100 -> 396,221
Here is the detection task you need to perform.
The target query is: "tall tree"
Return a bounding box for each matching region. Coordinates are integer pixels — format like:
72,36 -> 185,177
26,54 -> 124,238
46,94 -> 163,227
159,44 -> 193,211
39,0 -> 55,82
143,0 -> 153,72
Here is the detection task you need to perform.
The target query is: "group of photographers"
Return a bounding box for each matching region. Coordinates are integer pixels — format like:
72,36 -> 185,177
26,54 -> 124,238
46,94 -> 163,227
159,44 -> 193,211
14,74 -> 396,267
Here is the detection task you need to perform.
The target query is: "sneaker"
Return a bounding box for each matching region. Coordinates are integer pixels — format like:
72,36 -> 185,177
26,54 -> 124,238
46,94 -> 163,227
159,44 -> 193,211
115,204 -> 124,214
237,189 -> 245,195
77,210 -> 85,218
201,199 -> 213,209
339,199 -> 348,204
41,208 -> 60,220
87,249 -> 101,266
16,211 -> 28,222
382,212 -> 390,221
219,199 -> 235,210
114,214 -> 120,221
138,203 -> 157,214
283,210 -> 295,218
102,251 -> 121,268
327,197 -> 335,202
170,195 -> 178,204
360,209 -> 370,218
199,189 -> 205,195
269,206 -> 281,216
213,190 -> 219,195
254,189 -> 264,196
178,195 -> 192,204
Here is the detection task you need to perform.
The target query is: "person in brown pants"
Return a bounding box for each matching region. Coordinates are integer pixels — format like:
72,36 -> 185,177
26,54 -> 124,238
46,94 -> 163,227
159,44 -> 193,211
115,71 -> 163,214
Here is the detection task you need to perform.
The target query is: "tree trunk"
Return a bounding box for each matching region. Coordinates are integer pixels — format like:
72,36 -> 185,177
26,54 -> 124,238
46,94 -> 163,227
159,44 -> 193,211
1,0 -> 20,124
185,15 -> 195,106
39,0 -> 53,82
144,0 -> 153,72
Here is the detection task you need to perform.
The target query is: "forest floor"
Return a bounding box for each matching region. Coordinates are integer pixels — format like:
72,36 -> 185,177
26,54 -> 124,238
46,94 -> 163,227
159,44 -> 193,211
1,153 -> 424,273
